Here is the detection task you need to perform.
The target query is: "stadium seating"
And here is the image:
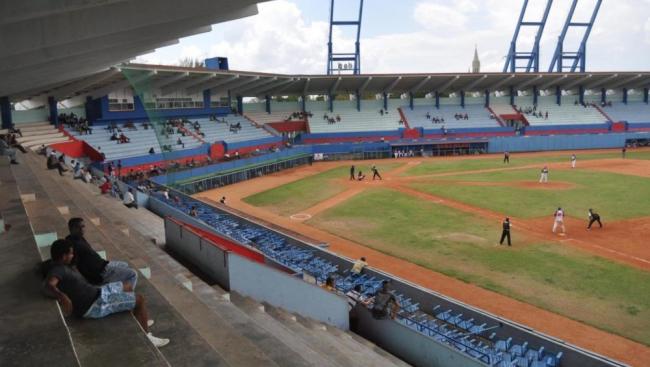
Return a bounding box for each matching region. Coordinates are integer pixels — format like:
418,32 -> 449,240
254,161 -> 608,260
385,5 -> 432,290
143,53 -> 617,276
401,105 -> 501,129
150,187 -> 564,367
192,116 -> 273,144
246,111 -> 303,124
307,106 -> 402,133
515,97 -> 609,126
65,122 -> 202,160
603,102 -> 650,123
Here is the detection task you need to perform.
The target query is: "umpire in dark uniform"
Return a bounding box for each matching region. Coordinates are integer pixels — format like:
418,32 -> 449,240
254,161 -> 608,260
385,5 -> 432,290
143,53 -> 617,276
587,209 -> 603,230
500,217 -> 512,246
350,165 -> 355,180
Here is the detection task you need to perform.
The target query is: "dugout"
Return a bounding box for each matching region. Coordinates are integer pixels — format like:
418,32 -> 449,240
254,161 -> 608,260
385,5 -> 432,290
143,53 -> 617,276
390,139 -> 489,157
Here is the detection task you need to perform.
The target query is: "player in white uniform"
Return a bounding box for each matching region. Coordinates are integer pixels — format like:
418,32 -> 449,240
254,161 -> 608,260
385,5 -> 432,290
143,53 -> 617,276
571,154 -> 577,169
553,207 -> 566,235
539,166 -> 549,183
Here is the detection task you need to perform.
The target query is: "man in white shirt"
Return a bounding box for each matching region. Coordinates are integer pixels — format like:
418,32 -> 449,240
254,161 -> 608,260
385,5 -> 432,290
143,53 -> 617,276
123,188 -> 137,209
570,154 -> 577,169
552,207 -> 566,235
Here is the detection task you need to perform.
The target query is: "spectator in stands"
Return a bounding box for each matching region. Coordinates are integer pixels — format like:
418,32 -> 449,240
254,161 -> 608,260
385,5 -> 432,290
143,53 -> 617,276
189,206 -> 198,217
9,124 -> 23,137
426,112 -> 431,120
336,114 -> 341,122
73,162 -> 82,179
0,134 -> 19,165
42,239 -> 169,347
323,276 -> 336,292
46,152 -> 67,175
110,133 -> 118,141
351,257 -> 367,275
379,109 -> 384,116
219,196 -> 226,205
37,144 -> 47,156
162,189 -> 170,201
149,147 -> 155,155
118,133 -> 130,144
123,188 -> 137,209
83,169 -> 93,184
67,218 -> 138,288
371,281 -> 400,320
117,161 -> 122,177
176,137 -> 183,146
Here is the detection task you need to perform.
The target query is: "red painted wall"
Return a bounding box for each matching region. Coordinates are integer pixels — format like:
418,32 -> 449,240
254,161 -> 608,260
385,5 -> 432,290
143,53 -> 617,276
268,120 -> 307,132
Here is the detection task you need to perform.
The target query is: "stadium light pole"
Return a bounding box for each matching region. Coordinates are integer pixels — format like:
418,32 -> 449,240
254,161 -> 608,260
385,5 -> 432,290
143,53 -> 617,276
503,0 -> 553,73
327,0 -> 364,75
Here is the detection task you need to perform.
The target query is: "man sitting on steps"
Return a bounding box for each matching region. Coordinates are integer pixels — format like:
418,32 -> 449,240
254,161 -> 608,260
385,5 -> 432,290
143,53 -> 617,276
42,239 -> 169,347
66,218 -> 138,289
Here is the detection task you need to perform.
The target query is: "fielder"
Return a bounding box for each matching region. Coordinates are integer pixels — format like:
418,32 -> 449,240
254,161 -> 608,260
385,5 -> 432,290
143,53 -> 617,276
553,207 -> 566,235
371,165 -> 382,180
539,166 -> 549,183
570,154 -> 577,169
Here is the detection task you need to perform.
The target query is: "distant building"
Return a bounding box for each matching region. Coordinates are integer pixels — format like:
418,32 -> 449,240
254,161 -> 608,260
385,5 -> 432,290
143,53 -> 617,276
472,45 -> 480,73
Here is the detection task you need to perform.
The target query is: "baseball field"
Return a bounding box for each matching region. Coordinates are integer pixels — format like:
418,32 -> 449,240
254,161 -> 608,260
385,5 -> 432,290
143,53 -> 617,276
195,148 -> 650,365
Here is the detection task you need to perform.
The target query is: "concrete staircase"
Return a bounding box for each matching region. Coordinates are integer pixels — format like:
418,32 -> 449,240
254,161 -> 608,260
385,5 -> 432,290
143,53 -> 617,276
8,151 -> 409,367
14,122 -> 72,150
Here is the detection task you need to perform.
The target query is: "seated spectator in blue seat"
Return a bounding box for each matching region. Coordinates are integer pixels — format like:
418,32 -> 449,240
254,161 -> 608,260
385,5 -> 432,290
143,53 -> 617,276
123,188 -> 137,209
66,218 -> 138,288
42,239 -> 169,347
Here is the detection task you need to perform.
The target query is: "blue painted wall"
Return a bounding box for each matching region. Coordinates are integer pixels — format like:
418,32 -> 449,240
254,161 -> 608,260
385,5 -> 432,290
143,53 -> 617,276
487,132 -> 649,153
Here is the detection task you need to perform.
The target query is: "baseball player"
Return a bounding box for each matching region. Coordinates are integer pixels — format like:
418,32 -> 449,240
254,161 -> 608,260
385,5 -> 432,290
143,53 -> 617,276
539,166 -> 549,183
570,154 -> 577,169
553,207 -> 566,235
587,209 -> 603,230
371,165 -> 382,180
350,165 -> 355,180
499,217 -> 512,246
503,151 -> 510,164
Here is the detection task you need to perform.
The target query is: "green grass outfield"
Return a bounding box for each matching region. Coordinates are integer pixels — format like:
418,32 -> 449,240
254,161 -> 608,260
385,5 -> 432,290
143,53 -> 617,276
308,188 -> 650,346
243,162 -> 402,215
402,150 -> 650,176
408,168 -> 650,220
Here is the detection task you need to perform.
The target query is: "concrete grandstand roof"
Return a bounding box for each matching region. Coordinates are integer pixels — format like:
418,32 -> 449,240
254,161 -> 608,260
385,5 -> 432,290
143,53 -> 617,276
12,63 -> 650,104
0,0 -> 268,98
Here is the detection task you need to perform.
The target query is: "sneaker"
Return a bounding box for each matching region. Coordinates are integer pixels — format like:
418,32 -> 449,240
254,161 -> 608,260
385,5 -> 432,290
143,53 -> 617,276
10,160 -> 18,165
147,319 -> 155,327
147,332 -> 169,348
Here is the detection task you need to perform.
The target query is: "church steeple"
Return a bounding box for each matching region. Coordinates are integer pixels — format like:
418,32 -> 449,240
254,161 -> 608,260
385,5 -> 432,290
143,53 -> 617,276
472,45 -> 480,73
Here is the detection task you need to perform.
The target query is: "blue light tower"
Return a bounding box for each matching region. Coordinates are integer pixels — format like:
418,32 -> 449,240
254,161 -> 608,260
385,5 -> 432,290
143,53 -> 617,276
503,0 -> 553,73
327,0 -> 364,75
548,0 -> 602,72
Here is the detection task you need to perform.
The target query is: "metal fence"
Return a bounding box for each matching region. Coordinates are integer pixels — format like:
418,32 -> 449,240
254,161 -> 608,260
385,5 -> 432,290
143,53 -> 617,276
317,150 -> 391,161
173,154 -> 312,194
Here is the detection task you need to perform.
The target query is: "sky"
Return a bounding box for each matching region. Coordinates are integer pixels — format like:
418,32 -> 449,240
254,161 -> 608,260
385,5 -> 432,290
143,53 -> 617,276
133,0 -> 650,74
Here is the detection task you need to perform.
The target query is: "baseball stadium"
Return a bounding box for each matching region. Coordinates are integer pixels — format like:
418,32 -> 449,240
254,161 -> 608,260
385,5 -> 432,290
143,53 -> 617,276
1,1 -> 650,367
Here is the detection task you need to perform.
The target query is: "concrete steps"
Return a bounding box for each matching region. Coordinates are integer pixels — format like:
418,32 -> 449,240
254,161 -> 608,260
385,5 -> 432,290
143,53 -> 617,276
10,157 -> 170,367
19,152 -> 410,367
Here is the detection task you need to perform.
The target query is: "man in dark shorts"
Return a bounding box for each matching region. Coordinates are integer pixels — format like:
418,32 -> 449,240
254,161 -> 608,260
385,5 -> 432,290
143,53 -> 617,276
587,209 -> 603,230
499,217 -> 512,246
371,165 -> 382,180
371,281 -> 400,319
622,147 -> 626,158
503,151 -> 510,164
42,239 -> 169,347
350,165 -> 355,180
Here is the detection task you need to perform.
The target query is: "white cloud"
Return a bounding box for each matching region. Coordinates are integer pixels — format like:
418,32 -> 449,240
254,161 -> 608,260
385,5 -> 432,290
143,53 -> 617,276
131,0 -> 650,74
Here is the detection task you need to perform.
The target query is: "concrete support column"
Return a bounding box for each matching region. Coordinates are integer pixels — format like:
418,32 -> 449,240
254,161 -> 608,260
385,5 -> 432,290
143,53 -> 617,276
203,89 -> 211,109
265,95 -> 271,114
48,96 -> 58,126
578,85 -> 585,105
355,91 -> 360,112
328,94 -> 334,113
460,90 -> 465,108
0,96 -> 12,129
227,90 -> 232,110
382,92 -> 388,111
484,90 -> 490,108
556,86 -> 562,106
236,95 -> 243,114
622,88 -> 628,105
532,86 -> 538,106
509,86 -> 515,106
435,91 -> 440,109
409,92 -> 414,110
644,88 -> 648,104
601,88 -> 606,104
301,95 -> 306,112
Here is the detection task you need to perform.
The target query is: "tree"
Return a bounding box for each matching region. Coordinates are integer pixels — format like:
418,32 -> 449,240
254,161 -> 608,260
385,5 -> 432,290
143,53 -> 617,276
177,57 -> 205,68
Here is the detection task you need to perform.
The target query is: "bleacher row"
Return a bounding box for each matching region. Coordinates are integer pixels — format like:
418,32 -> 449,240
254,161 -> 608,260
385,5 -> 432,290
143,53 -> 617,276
151,189 -> 565,367
66,116 -> 273,161
242,102 -> 649,133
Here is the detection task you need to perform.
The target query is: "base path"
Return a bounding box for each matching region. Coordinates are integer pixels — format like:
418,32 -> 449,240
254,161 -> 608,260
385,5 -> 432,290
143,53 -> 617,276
195,149 -> 650,366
